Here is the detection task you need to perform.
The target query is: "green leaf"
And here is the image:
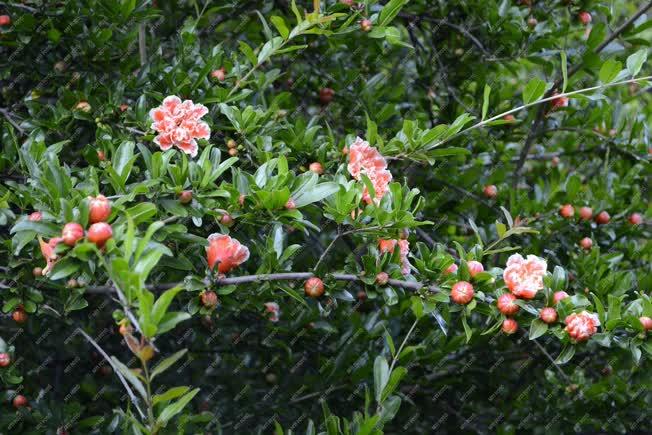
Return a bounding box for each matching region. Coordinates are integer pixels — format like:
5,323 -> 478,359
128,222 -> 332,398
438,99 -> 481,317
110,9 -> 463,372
523,78 -> 547,104
157,312 -> 192,335
528,319 -> 548,340
151,286 -> 184,326
151,349 -> 188,380
156,388 -> 200,426
461,314 -> 473,343
380,366 -> 407,402
481,84 -> 491,120
599,58 -> 622,83
373,356 -> 389,402
153,386 -> 190,406
238,41 -> 257,66
270,16 -> 289,39
48,258 -> 79,280
555,345 -> 576,365
110,357 -> 148,400
626,49 -> 647,77
378,0 -> 409,27
293,182 -> 339,207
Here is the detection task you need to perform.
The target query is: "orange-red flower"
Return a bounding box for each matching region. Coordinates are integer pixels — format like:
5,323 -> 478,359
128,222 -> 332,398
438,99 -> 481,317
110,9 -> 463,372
206,233 -> 250,274
503,253 -> 547,299
39,236 -> 64,275
347,137 -> 392,205
378,238 -> 410,275
565,311 -> 600,342
150,96 -> 211,157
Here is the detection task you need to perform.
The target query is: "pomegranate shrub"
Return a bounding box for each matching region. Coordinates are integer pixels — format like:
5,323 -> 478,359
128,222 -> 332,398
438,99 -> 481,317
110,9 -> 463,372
0,0 -> 650,433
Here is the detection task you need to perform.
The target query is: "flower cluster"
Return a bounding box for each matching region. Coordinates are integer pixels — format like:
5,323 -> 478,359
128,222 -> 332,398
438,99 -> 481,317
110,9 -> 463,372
206,234 -> 250,274
378,239 -> 411,275
503,254 -> 547,299
347,137 -> 392,204
149,96 -> 211,158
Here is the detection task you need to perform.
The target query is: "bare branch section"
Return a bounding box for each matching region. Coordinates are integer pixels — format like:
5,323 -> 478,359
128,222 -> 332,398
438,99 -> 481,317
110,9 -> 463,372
86,272 -> 435,294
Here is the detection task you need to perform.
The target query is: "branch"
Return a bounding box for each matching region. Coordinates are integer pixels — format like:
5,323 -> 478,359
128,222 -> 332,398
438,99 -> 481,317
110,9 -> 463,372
86,272 -> 433,294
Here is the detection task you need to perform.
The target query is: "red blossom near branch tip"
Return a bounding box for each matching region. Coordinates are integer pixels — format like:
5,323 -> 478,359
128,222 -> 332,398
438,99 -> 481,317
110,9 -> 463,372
206,233 -> 250,274
378,238 -> 411,275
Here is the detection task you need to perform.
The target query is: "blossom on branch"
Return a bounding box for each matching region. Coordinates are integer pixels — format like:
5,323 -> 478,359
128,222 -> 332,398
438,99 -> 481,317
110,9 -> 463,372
347,137 -> 393,205
149,96 -> 211,157
503,253 -> 547,299
378,238 -> 411,275
565,311 -> 600,342
206,233 -> 250,274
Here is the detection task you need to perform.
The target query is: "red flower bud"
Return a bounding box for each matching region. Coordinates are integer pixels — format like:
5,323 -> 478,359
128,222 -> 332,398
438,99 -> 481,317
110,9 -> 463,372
0,353 -> 11,367
220,214 -> 234,226
540,307 -> 558,324
211,67 -> 226,81
578,11 -> 592,25
179,190 -> 193,204
559,204 -> 574,218
467,261 -> 484,278
483,185 -> 497,199
200,291 -> 219,308
319,88 -> 335,105
375,272 -> 389,285
444,263 -> 458,275
639,316 -> 652,331
285,198 -> 296,210
304,277 -> 325,298
579,237 -> 592,250
88,195 -> 112,223
13,395 -> 28,409
628,213 -> 642,225
502,318 -> 518,334
29,211 -> 42,221
360,18 -> 372,32
497,293 -> 520,316
13,308 -> 27,324
579,206 -> 592,221
451,281 -> 474,305
309,162 -> 324,175
62,222 -> 84,247
553,291 -> 569,304
0,15 -> 11,26
87,222 -> 113,247
594,211 -> 610,225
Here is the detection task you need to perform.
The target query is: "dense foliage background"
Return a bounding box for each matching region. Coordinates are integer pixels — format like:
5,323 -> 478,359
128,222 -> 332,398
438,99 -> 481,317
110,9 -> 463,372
0,0 -> 651,433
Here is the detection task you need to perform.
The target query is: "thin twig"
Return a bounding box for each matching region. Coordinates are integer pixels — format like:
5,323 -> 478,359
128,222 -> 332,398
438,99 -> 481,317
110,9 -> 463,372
138,24 -> 147,67
76,328 -> 147,420
0,108 -> 25,134
529,334 -> 571,383
313,228 -> 340,271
